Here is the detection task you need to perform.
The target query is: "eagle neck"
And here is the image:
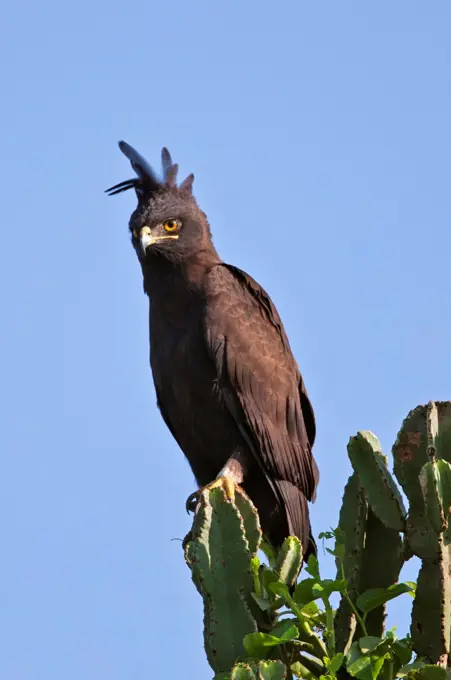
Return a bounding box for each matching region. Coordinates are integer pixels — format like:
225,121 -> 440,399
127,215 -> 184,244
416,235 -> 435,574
141,249 -> 221,302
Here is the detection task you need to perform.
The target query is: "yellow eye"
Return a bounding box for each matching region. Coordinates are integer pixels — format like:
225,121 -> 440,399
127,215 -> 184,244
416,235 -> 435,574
163,219 -> 180,232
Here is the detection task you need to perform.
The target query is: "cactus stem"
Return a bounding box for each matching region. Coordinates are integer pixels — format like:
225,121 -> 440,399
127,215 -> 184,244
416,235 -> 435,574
338,562 -> 368,637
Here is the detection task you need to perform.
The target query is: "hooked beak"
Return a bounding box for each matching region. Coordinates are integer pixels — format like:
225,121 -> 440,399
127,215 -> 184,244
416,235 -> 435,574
137,226 -> 179,256
139,226 -> 153,256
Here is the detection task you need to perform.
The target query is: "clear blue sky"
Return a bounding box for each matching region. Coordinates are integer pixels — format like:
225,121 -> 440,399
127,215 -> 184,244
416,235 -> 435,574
1,2 -> 450,678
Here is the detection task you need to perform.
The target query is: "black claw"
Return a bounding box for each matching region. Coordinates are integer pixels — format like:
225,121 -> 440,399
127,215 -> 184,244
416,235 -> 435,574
185,490 -> 200,514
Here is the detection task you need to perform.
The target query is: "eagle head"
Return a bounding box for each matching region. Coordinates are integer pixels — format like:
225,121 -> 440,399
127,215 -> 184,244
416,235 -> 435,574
106,142 -> 213,266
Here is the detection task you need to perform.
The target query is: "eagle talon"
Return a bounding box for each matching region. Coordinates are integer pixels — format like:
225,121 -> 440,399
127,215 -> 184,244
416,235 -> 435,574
186,491 -> 201,514
185,476 -> 238,514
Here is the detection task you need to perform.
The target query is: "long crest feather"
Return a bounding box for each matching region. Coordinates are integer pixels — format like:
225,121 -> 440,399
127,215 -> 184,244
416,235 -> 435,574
179,173 -> 195,193
105,141 -> 195,198
164,163 -> 179,188
161,147 -> 180,188
118,141 -> 157,181
105,178 -> 137,196
161,147 -> 173,177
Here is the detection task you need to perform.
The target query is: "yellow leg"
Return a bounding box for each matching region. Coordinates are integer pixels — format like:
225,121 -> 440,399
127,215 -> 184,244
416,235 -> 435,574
203,475 -> 237,500
186,475 -> 241,513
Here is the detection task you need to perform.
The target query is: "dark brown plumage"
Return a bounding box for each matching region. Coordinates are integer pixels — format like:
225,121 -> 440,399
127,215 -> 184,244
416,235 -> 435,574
106,142 -> 319,556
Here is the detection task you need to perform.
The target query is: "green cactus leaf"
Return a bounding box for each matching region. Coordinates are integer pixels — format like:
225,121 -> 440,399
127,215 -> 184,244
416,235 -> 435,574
329,652 -> 344,672
358,636 -> 384,653
268,581 -> 291,600
257,660 -> 287,680
345,640 -> 390,680
348,431 -> 406,531
419,459 -> 451,532
250,556 -> 261,595
260,540 -> 278,568
295,613 -> 329,659
305,554 -> 320,579
260,568 -> 280,597
293,578 -> 316,605
311,578 -> 347,599
300,599 -> 320,617
404,667 -> 447,680
390,639 -> 412,666
396,660 -> 425,677
274,536 -> 303,588
243,623 -> 298,658
251,592 -> 273,612
297,654 -> 326,677
356,582 -> 415,615
271,620 -> 299,638
231,663 -> 257,680
291,661 -> 314,678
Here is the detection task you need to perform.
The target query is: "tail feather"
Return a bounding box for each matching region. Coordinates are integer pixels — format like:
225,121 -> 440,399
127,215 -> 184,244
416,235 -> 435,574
274,480 -> 316,560
244,473 -> 315,560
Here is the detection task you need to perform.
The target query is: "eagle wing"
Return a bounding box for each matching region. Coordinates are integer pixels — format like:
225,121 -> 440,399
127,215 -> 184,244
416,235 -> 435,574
204,263 -> 319,504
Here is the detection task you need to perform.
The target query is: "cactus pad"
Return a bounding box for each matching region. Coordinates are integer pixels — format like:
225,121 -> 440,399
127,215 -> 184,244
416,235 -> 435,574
257,660 -> 287,679
231,663 -> 257,680
411,538 -> 451,661
184,487 -> 261,673
347,430 -> 406,531
273,537 -> 303,589
393,404 -> 437,558
334,472 -> 367,652
358,507 -> 403,637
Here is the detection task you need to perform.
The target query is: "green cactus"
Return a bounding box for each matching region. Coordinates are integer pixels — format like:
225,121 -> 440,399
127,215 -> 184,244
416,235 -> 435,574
227,660 -> 287,680
399,402 -> 451,661
335,460 -> 404,647
392,403 -> 437,559
346,438 -> 405,637
231,663 -> 256,680
419,458 -> 451,533
185,400 -> 451,675
273,537 -> 303,589
347,430 -> 406,531
411,544 -> 450,661
334,472 -> 367,652
418,403 -> 451,533
184,486 -> 261,673
357,506 -> 403,636
257,660 -> 287,679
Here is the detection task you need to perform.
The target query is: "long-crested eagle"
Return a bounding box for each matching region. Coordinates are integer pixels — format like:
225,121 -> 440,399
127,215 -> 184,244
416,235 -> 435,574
106,142 -> 319,557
